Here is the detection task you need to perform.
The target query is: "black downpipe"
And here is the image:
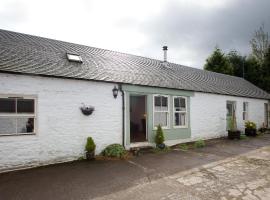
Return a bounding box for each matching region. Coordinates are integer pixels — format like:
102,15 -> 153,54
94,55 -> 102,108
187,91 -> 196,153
119,84 -> 125,147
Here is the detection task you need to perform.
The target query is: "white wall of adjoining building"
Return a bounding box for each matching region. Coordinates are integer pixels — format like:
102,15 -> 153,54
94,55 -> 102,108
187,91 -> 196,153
190,92 -> 268,140
0,73 -> 122,172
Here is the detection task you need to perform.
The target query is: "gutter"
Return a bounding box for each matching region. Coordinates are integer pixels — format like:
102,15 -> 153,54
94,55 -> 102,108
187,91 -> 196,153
118,84 -> 125,147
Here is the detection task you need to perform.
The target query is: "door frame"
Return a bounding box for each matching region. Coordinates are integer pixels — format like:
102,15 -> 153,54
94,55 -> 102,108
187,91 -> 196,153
226,101 -> 236,130
129,94 -> 148,143
265,103 -> 269,127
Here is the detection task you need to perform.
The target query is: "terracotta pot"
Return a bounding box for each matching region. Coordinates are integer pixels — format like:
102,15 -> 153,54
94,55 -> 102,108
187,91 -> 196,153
228,130 -> 241,140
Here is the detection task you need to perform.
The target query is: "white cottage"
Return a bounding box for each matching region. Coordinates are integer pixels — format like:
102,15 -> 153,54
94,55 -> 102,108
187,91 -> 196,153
0,29 -> 269,172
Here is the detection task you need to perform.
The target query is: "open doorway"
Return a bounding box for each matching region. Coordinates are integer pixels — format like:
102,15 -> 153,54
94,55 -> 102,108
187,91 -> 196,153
226,101 -> 236,130
265,103 -> 269,127
130,95 -> 147,143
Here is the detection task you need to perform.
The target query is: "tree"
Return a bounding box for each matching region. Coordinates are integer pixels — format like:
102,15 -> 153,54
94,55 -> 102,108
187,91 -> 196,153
244,56 -> 261,87
250,24 -> 269,65
261,46 -> 270,92
204,47 -> 233,75
227,50 -> 246,78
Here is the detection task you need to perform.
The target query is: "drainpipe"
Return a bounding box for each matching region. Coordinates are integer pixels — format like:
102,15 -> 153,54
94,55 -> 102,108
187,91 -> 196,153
118,84 -> 125,147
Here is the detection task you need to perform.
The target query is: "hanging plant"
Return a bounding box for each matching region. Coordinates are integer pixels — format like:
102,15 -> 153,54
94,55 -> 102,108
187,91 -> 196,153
80,104 -> 95,116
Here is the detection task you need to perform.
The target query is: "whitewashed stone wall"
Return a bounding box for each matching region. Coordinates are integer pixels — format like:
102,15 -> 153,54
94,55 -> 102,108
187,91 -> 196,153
190,92 -> 268,140
0,73 -> 122,172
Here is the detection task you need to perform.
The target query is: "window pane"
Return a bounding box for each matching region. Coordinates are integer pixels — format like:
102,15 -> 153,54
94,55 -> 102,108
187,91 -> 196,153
161,96 -> 168,111
17,99 -> 34,113
0,118 -> 16,135
0,98 -> 16,113
154,112 -> 167,127
175,113 -> 186,126
154,96 -> 161,111
174,98 -> 180,111
17,118 -> 34,133
161,96 -> 168,107
154,96 -> 161,107
180,98 -> 186,111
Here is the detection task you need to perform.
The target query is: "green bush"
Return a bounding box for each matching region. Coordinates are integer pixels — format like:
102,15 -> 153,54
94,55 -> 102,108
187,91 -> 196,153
85,137 -> 96,152
102,144 -> 126,158
245,121 -> 256,129
194,139 -> 205,148
155,124 -> 165,145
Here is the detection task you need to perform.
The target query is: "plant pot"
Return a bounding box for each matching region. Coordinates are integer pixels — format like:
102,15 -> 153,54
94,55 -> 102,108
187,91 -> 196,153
86,151 -> 95,160
228,130 -> 241,140
245,128 -> 257,137
157,143 -> 166,149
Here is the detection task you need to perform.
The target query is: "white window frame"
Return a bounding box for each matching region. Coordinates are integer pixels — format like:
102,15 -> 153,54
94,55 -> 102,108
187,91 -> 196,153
153,94 -> 170,129
0,94 -> 37,136
243,102 -> 248,121
173,96 -> 188,128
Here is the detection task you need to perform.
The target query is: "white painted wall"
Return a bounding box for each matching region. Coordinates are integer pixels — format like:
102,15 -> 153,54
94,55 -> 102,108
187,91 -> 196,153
190,92 -> 268,140
0,73 -> 122,172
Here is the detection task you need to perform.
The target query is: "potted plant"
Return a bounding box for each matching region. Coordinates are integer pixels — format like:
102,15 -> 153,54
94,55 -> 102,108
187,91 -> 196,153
85,137 -> 96,160
245,121 -> 257,137
155,124 -> 165,149
228,114 -> 241,140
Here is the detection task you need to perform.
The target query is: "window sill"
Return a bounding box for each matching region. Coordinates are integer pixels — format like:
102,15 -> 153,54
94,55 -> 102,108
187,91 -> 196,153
173,126 -> 188,129
0,133 -> 36,137
153,127 -> 170,130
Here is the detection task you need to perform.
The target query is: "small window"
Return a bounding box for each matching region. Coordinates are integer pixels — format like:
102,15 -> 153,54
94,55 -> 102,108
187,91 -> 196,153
153,95 -> 169,128
173,96 -> 187,127
67,53 -> 82,63
0,96 -> 36,136
243,102 -> 248,121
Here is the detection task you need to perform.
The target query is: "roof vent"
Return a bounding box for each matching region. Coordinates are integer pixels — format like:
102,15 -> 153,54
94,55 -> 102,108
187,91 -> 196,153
163,46 -> 168,62
66,53 -> 83,63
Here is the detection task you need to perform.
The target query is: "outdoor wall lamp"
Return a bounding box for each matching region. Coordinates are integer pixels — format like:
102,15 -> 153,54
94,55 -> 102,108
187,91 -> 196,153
112,86 -> 119,99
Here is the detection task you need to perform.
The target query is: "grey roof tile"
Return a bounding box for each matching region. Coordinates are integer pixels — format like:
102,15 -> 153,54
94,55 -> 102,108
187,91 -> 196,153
0,29 -> 269,99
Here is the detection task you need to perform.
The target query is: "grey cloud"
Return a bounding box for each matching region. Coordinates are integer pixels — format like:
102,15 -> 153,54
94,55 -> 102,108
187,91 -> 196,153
138,0 -> 270,68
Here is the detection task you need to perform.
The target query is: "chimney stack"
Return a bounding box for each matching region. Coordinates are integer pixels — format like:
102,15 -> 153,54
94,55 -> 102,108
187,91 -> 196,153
163,46 -> 168,62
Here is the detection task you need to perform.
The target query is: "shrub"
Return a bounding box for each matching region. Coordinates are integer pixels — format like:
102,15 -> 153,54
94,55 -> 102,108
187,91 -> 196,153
194,139 -> 205,148
85,137 -> 96,152
155,124 -> 165,145
102,144 -> 126,158
245,121 -> 256,129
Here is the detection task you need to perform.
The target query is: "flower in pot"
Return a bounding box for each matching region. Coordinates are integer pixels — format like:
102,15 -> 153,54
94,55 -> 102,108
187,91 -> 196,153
85,137 -> 96,160
228,114 -> 241,140
155,124 -> 165,149
245,121 -> 257,137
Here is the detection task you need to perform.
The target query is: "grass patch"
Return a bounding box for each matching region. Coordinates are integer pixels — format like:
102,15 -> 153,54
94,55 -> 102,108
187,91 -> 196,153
194,139 -> 206,148
240,134 -> 248,140
77,156 -> 85,161
96,151 -> 133,161
151,146 -> 172,154
178,143 -> 189,151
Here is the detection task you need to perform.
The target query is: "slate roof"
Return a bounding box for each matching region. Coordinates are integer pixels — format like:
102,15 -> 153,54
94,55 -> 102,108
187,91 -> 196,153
0,29 -> 269,99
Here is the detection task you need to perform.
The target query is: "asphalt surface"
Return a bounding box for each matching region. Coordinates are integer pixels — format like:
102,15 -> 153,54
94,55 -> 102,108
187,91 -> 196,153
1,134 -> 270,200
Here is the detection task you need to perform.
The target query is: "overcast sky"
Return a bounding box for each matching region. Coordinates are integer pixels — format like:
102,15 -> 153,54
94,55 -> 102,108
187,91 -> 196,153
1,0 -> 269,68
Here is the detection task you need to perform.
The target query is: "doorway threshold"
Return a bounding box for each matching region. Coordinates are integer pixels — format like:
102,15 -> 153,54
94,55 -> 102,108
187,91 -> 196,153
130,142 -> 154,148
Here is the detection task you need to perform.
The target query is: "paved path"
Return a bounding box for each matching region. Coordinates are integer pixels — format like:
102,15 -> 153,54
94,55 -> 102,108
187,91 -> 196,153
95,146 -> 270,200
1,134 -> 270,200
